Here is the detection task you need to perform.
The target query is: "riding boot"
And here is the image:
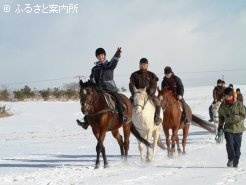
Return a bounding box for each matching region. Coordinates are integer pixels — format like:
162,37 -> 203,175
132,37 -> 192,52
154,106 -> 162,125
181,100 -> 189,124
76,116 -> 89,130
110,92 -> 131,124
118,103 -> 130,124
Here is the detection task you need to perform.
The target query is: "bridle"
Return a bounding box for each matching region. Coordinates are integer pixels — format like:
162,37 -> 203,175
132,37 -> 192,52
159,94 -> 168,112
133,91 -> 149,112
80,87 -> 100,114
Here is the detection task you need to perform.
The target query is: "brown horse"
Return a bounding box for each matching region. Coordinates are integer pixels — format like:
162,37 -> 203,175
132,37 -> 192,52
158,88 -> 191,157
79,80 -> 151,169
158,88 -> 216,157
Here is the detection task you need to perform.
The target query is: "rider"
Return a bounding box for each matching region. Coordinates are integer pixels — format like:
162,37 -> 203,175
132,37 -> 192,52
208,79 -> 225,122
229,84 -> 238,99
77,47 -> 130,129
236,88 -> 244,103
129,58 -> 162,125
161,66 -> 189,124
211,79 -> 225,124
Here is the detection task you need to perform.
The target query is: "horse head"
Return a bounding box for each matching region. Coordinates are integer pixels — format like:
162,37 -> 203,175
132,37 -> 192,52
157,87 -> 172,111
133,86 -> 148,115
79,80 -> 99,115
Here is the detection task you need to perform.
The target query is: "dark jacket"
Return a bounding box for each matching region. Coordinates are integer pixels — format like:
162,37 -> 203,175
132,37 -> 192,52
90,56 -> 119,92
161,75 -> 184,96
129,70 -> 159,96
218,99 -> 246,133
213,85 -> 225,102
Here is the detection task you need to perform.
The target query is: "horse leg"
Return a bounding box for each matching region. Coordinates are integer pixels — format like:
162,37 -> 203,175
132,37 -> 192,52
182,125 -> 190,155
170,128 -> 179,156
101,145 -> 109,168
95,143 -> 101,169
95,132 -> 106,169
164,128 -> 171,157
146,129 -> 153,162
152,127 -> 161,157
123,124 -> 131,159
176,134 -> 182,156
138,141 -> 144,161
111,129 -> 124,157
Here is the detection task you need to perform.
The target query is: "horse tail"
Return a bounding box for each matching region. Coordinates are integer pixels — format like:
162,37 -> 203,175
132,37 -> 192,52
157,135 -> 166,150
191,114 -> 216,133
130,122 -> 152,147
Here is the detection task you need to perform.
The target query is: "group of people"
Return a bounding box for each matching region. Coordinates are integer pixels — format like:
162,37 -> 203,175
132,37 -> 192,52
77,47 -> 189,129
77,47 -> 246,168
209,80 -> 244,123
208,79 -> 245,168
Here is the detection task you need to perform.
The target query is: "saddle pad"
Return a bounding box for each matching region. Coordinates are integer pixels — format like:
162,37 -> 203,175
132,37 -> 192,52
103,93 -> 116,110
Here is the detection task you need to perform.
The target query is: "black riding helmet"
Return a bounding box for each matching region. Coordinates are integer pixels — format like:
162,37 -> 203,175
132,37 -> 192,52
164,66 -> 173,74
95,48 -> 106,57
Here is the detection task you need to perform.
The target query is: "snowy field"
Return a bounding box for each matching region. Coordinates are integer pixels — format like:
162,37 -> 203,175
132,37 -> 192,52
0,85 -> 246,185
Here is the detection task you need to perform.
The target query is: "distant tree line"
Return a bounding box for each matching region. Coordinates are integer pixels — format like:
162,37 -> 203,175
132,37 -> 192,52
0,83 -> 127,101
0,84 -> 79,101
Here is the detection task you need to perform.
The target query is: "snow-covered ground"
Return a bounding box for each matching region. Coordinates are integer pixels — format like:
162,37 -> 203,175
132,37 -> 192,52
0,86 -> 246,185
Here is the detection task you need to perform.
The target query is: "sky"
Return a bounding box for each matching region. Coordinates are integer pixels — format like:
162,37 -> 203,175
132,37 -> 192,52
0,0 -> 246,90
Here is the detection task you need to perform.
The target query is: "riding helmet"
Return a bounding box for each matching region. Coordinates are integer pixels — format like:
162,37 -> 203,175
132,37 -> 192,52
95,48 -> 106,57
164,66 -> 173,74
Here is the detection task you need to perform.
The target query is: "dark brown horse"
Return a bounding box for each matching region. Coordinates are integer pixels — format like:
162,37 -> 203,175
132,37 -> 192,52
79,80 -> 151,169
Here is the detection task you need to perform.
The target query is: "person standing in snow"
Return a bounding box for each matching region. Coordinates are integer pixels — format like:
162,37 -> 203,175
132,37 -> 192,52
218,87 -> 246,167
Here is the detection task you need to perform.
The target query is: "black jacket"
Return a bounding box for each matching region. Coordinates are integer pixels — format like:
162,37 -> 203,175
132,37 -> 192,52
90,56 -> 119,92
161,75 -> 184,96
129,70 -> 159,96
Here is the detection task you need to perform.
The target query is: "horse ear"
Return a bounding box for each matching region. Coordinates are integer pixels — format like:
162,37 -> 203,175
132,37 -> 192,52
157,86 -> 160,93
79,80 -> 83,87
133,86 -> 138,93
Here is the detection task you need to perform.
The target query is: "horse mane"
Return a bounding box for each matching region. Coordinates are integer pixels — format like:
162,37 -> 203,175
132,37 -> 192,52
159,87 -> 173,97
82,80 -> 97,88
136,88 -> 148,96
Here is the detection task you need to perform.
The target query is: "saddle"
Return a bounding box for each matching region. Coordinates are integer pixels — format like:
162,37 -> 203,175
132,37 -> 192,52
102,93 -> 117,110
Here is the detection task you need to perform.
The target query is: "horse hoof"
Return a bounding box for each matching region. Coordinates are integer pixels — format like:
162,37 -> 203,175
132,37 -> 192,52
146,158 -> 152,162
121,156 -> 127,161
104,164 -> 109,168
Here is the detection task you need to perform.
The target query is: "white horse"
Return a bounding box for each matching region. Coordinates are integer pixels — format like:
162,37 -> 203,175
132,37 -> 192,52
131,86 -> 163,161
